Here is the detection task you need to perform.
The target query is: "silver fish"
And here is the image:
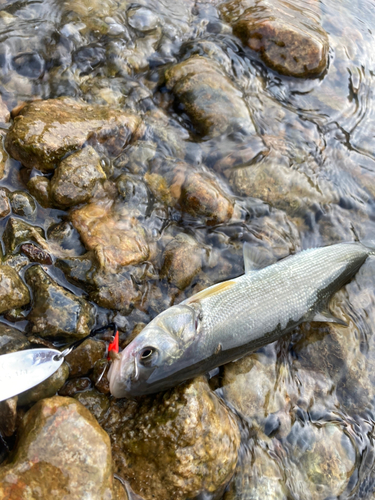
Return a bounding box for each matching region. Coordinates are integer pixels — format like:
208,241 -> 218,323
109,241 -> 375,398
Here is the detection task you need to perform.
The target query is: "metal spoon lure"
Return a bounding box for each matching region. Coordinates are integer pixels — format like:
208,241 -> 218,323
0,324 -> 119,403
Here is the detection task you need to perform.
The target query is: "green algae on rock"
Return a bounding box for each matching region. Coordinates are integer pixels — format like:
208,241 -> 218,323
0,265 -> 30,314
50,146 -> 106,208
5,98 -> 142,172
103,377 -> 240,500
3,217 -> 47,255
25,265 -> 95,340
165,55 -> 255,137
0,396 -> 115,499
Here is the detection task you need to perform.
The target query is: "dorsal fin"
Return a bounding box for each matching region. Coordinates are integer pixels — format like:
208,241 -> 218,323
187,280 -> 235,304
243,242 -> 276,273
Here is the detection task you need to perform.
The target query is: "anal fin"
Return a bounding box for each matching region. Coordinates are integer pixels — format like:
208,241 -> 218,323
311,309 -> 348,327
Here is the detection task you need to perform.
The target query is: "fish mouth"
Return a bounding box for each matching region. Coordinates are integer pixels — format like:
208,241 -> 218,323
108,352 -> 136,399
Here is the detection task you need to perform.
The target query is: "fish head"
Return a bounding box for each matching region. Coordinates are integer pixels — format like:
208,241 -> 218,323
108,303 -> 201,398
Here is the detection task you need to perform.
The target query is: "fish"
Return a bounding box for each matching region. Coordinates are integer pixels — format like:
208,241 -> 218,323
108,241 -> 375,398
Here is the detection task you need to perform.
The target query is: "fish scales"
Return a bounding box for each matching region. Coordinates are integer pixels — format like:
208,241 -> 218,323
108,242 -> 374,398
197,243 -> 366,354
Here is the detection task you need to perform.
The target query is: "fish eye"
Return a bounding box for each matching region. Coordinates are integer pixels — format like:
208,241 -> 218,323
139,346 -> 158,367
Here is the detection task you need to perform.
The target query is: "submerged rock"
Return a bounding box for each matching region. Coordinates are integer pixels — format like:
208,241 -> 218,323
145,160 -> 235,224
165,56 -> 255,137
285,421 -> 356,499
161,233 -> 204,289
74,388 -> 110,423
224,435 -> 287,500
0,189 -> 10,218
222,0 -> 329,78
103,377 -> 240,500
9,191 -> 36,218
0,265 -> 30,314
5,98 -> 142,171
25,265 -> 95,340
50,146 -> 106,207
71,199 -> 149,272
0,396 -> 115,499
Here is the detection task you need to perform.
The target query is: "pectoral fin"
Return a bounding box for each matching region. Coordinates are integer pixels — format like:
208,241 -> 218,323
243,242 -> 276,273
311,309 -> 348,327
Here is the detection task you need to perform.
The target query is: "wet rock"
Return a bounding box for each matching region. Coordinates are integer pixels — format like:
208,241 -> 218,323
25,265 -> 95,340
127,6 -> 160,32
90,358 -> 110,394
3,217 -> 47,255
47,220 -> 86,254
0,323 -> 29,354
90,269 -> 141,312
59,377 -> 91,397
71,199 -> 149,272
286,421 -> 356,499
20,243 -> 53,265
103,377 -> 240,500
0,188 -> 10,218
165,56 -> 255,137
228,152 -> 335,216
18,363 -> 70,406
74,388 -> 110,422
222,352 -> 283,426
224,436 -> 287,500
0,396 -> 17,437
5,97 -> 142,171
0,265 -> 30,314
65,338 -> 106,378
9,191 -> 36,218
50,146 -> 106,207
180,170 -> 235,224
161,233 -> 204,289
0,96 -> 10,124
27,175 -> 52,207
146,160 -> 235,224
0,137 -> 8,181
223,0 -> 329,78
0,396 -> 115,499
55,252 -> 96,290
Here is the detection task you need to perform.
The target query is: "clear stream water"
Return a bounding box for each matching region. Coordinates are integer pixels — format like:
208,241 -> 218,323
2,0 -> 375,497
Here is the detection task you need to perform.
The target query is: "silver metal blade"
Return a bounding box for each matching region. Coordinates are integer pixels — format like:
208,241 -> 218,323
0,349 -> 64,402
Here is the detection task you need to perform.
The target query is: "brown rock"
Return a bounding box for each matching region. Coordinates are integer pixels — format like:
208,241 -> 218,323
25,265 -> 95,340
59,377 -> 91,397
0,265 -> 30,314
0,396 -> 17,437
71,199 -> 149,272
0,323 -> 30,355
0,396 -> 115,499
161,233 -> 203,289
51,146 -> 106,207
65,338 -> 106,378
103,377 -> 240,500
226,0 -> 329,78
27,175 -> 52,207
165,56 -> 255,137
5,98 -> 142,172
20,243 -> 53,265
3,217 -> 47,255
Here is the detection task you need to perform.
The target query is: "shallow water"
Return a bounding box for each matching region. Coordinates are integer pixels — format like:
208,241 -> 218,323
1,0 -> 375,497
